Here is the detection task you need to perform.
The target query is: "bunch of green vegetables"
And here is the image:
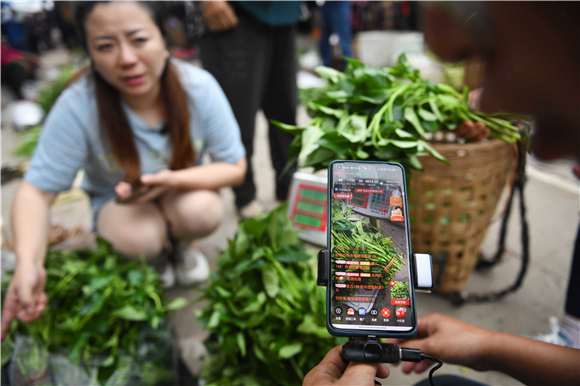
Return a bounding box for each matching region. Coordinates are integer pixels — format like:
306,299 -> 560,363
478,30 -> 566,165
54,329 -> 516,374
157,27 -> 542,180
37,65 -> 76,113
1,238 -> 188,385
331,200 -> 356,231
14,125 -> 43,157
332,220 -> 405,286
390,281 -> 409,299
197,204 -> 343,386
275,54 -> 525,174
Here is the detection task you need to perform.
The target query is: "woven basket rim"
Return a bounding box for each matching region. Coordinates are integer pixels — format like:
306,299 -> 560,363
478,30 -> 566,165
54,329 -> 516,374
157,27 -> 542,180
419,138 -> 513,153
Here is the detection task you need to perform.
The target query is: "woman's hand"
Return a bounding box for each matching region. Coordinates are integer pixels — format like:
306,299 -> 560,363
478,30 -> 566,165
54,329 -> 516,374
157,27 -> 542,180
203,1 -> 238,32
1,262 -> 48,340
303,345 -> 390,386
115,170 -> 175,204
392,313 -> 494,374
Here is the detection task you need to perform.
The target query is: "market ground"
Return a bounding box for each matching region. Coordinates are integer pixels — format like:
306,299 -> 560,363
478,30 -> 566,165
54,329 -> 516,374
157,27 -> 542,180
2,48 -> 579,386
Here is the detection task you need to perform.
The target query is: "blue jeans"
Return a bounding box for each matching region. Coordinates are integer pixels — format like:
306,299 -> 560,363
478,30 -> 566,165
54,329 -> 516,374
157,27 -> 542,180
320,1 -> 353,67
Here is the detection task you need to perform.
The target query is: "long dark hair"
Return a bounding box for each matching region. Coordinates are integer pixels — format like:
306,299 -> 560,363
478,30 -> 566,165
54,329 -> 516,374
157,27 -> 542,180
73,1 -> 194,184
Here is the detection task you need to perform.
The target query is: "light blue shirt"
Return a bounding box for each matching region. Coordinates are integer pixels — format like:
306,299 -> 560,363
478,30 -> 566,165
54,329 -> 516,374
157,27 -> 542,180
25,59 -> 245,215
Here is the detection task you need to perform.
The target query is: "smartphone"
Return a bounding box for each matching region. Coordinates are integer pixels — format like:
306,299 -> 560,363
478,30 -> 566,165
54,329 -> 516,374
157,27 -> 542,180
326,160 -> 417,338
116,183 -> 154,204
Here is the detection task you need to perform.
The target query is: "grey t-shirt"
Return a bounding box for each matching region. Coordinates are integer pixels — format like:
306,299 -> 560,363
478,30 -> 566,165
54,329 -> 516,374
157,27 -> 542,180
25,60 -> 245,215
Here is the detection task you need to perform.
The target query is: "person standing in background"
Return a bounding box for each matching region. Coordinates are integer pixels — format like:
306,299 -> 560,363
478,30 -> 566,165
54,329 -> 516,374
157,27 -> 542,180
319,1 -> 352,69
199,1 -> 300,219
1,42 -> 39,99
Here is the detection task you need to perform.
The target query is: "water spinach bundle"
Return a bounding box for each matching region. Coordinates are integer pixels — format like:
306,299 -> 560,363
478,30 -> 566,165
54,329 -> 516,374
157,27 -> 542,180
274,54 -> 525,174
332,220 -> 405,287
197,204 -> 343,386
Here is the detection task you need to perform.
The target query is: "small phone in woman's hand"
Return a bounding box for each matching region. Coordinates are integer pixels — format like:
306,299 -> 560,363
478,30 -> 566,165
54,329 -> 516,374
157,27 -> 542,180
116,183 -> 154,204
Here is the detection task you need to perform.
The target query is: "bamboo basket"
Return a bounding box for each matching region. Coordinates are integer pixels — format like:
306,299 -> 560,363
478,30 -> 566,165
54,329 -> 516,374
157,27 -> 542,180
408,139 -> 517,294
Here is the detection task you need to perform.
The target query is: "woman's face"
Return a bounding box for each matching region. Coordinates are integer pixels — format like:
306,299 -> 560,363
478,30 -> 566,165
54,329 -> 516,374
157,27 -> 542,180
84,2 -> 169,100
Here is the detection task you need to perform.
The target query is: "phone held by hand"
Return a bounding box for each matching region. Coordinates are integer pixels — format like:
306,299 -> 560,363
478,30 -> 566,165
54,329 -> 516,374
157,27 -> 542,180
327,160 -> 417,339
116,183 -> 154,204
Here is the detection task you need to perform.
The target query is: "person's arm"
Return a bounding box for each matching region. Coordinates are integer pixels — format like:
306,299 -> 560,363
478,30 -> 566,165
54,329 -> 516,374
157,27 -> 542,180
116,158 -> 247,204
1,182 -> 55,340
202,0 -> 238,32
397,313 -> 580,386
2,88 -> 88,339
483,331 -> 580,386
12,181 -> 55,268
145,158 -> 246,190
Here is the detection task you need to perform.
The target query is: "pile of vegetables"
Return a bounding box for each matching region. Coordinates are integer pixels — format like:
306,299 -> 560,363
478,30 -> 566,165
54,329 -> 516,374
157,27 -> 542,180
390,281 -> 409,299
197,204 -> 343,385
331,200 -> 404,286
1,238 -> 188,385
14,125 -> 43,157
37,65 -> 76,114
274,54 -> 525,175
332,220 -> 405,288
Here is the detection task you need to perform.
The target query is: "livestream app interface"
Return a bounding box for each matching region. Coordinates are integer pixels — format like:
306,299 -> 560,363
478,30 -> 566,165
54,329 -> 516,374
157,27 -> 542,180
330,162 -> 413,332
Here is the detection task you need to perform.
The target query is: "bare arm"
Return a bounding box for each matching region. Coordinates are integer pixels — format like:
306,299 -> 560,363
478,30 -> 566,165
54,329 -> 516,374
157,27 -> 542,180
397,313 -> 580,386
12,181 -> 55,267
484,332 -> 580,386
141,158 -> 247,191
1,181 -> 54,340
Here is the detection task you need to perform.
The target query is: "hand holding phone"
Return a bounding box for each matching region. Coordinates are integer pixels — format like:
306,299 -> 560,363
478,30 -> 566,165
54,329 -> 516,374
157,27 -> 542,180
115,182 -> 154,204
303,345 -> 390,386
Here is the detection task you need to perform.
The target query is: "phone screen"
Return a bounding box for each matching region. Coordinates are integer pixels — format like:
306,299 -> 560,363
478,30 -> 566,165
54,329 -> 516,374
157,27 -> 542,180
329,161 -> 415,333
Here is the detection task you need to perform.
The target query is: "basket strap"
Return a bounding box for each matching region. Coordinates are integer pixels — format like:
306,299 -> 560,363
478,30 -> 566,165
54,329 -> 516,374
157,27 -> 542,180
451,131 -> 530,305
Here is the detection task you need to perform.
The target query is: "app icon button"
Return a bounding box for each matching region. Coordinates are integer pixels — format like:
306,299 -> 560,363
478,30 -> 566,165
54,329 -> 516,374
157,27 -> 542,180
358,308 -> 366,316
396,307 -> 407,318
347,308 -> 355,315
370,309 -> 378,316
381,308 -> 391,318
334,307 -> 342,315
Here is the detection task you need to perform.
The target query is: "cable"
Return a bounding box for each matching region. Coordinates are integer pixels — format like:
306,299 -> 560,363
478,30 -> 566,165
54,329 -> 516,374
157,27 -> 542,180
399,348 -> 443,386
342,343 -> 444,386
422,353 -> 443,386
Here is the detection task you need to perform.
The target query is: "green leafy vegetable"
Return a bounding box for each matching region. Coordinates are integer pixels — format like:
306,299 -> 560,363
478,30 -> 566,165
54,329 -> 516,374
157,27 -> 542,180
36,65 -> 76,113
390,281 -> 409,299
332,218 -> 405,287
1,238 -> 187,385
276,54 -> 529,176
198,204 -> 344,385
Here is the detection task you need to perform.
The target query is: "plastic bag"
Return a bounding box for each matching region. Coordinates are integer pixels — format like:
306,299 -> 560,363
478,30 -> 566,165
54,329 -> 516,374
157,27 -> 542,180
5,323 -> 178,386
49,353 -> 96,386
8,335 -> 53,386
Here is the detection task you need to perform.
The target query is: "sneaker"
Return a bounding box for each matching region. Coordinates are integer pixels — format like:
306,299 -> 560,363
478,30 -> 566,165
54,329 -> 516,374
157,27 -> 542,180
151,245 -> 175,289
174,241 -> 210,287
238,200 -> 265,219
158,261 -> 176,290
531,316 -> 575,348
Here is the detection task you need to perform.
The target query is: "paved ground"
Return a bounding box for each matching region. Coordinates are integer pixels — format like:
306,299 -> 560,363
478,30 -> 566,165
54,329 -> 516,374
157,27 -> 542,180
2,47 -> 579,385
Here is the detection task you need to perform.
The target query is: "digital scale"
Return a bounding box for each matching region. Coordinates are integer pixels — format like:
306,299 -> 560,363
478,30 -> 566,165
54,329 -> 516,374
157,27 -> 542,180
345,187 -> 400,219
287,172 -> 328,247
288,173 -> 405,247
